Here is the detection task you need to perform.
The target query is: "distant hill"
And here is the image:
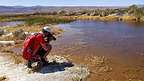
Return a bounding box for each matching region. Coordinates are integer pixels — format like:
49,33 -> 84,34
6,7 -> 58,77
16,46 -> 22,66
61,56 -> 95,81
0,6 -> 36,14
0,6 -> 127,15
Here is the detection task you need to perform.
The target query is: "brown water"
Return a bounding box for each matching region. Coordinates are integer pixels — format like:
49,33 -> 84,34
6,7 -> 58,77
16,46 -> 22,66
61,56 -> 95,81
53,20 -> 144,60
51,20 -> 144,81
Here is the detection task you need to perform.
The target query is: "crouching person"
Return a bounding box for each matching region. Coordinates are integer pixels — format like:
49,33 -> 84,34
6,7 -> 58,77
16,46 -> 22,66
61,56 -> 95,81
22,26 -> 56,68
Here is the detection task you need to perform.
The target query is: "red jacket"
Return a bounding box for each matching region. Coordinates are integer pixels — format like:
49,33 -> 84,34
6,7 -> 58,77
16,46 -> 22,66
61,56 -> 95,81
22,33 -> 49,61
32,33 -> 49,55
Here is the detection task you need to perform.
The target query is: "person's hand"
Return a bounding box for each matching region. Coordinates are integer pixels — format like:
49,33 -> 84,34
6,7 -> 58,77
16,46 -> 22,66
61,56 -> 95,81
52,36 -> 56,41
45,58 -> 48,61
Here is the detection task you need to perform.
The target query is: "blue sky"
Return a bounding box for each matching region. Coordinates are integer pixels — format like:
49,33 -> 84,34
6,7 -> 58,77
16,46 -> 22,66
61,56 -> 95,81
0,0 -> 143,6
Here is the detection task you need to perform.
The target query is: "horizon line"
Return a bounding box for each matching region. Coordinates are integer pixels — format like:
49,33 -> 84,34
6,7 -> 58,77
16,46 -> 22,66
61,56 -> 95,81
0,5 -> 137,7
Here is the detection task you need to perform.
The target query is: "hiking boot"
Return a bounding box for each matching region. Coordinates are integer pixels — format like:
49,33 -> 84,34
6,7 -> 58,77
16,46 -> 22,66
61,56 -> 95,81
37,61 -> 43,68
27,60 -> 32,68
41,58 -> 49,66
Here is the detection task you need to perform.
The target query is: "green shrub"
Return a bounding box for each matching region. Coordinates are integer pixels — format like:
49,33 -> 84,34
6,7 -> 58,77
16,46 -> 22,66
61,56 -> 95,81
25,16 -> 74,25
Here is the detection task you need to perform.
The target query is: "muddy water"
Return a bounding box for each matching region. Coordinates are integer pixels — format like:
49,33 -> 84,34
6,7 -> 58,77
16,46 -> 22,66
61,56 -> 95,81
51,20 -> 144,81
53,20 -> 144,63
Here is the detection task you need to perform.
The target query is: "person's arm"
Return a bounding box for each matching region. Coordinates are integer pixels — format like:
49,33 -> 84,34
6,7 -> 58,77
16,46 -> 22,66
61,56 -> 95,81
39,34 -> 49,51
41,42 -> 49,51
31,34 -> 45,56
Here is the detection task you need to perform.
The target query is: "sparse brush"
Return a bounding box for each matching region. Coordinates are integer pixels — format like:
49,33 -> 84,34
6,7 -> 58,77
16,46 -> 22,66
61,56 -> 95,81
11,54 -> 24,64
2,53 -> 24,64
0,75 -> 8,81
24,16 -> 74,26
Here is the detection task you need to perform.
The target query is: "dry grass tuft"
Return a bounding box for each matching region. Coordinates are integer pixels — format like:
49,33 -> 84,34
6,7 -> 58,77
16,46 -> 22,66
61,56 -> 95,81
50,25 -> 64,36
100,16 -> 119,21
120,16 -> 137,21
0,52 -> 24,64
0,35 -> 16,41
78,16 -> 100,20
11,54 -> 24,64
1,25 -> 42,33
0,25 -> 64,41
1,25 -> 64,34
6,53 -> 24,64
0,75 -> 8,81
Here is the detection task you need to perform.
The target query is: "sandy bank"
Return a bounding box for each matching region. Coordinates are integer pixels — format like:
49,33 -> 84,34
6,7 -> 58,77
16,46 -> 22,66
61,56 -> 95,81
0,53 -> 89,81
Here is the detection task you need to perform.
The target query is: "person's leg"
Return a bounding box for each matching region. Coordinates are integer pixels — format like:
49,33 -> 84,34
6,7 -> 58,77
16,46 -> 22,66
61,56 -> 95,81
23,51 -> 33,68
43,44 -> 52,60
38,44 -> 52,65
27,60 -> 32,68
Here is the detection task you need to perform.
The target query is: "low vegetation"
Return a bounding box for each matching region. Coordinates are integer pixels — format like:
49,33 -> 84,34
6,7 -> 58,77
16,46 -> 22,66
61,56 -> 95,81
0,5 -> 143,25
24,16 -> 75,25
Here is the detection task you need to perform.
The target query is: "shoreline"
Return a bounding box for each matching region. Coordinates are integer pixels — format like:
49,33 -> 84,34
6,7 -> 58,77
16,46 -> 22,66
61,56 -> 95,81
0,15 -> 144,24
76,15 -> 144,23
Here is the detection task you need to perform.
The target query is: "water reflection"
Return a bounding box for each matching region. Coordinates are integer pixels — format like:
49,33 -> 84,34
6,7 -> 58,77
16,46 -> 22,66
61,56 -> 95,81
0,21 -> 24,27
56,20 -> 144,59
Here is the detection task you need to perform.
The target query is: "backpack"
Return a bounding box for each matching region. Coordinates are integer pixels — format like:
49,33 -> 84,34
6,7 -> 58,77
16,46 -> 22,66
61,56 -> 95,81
22,33 -> 38,60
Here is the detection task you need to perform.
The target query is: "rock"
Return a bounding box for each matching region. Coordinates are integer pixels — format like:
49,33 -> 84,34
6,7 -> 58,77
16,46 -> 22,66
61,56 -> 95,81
0,33 -> 13,40
47,55 -> 70,63
24,32 -> 30,36
0,29 -> 5,36
65,65 -> 89,81
102,65 -> 112,72
0,41 -> 15,46
90,56 -> 105,66
4,33 -> 13,37
0,55 -> 89,81
89,56 -> 112,74
12,29 -> 26,40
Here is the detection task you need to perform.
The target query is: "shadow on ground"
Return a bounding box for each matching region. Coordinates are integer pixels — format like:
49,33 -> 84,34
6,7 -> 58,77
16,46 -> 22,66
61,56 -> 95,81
35,61 -> 74,74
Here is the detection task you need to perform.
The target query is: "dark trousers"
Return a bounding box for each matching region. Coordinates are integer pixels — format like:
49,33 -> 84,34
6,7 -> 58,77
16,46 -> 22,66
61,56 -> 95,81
37,48 -> 47,58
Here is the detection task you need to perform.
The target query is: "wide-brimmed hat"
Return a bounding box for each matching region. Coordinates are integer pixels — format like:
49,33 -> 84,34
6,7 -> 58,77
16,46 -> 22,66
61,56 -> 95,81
42,26 -> 56,40
42,26 -> 53,34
